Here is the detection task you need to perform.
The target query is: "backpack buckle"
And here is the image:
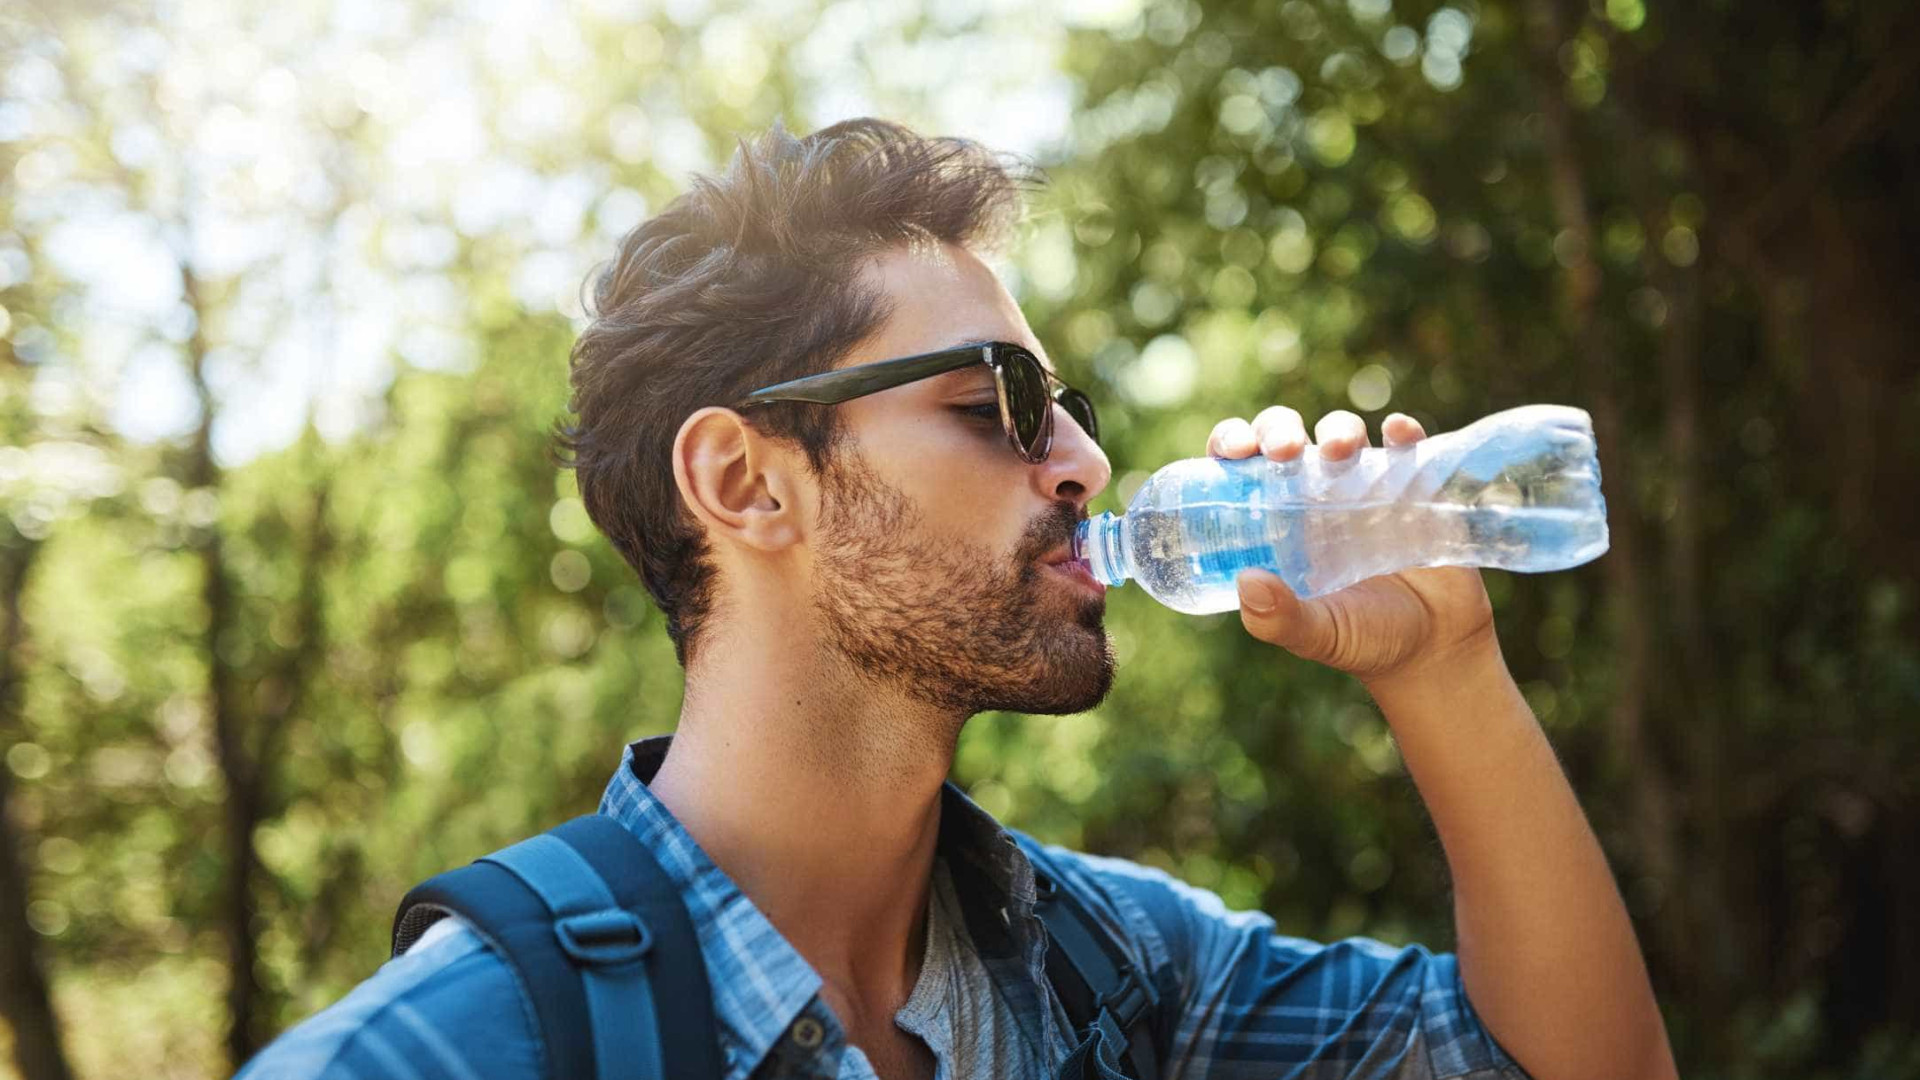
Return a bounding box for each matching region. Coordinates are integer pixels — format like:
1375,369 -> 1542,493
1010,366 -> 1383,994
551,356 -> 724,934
1033,874 -> 1059,902
555,909 -> 652,966
1099,964 -> 1156,1026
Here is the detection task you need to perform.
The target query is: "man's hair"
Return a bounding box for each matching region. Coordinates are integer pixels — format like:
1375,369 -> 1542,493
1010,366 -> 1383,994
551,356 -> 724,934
554,118 -> 1035,667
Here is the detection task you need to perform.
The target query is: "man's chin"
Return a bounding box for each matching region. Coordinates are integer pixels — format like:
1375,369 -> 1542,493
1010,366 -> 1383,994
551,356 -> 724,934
991,629 -> 1115,716
1009,676 -> 1113,716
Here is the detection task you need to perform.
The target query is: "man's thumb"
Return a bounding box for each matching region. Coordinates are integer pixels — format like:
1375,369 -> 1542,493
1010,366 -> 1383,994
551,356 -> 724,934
1235,570 -> 1333,660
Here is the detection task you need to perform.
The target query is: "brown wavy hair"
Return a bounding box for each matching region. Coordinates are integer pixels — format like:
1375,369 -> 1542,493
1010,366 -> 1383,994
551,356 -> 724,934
553,118 -> 1036,666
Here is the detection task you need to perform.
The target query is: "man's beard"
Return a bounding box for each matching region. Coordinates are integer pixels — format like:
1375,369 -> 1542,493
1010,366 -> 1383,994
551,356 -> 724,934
810,450 -> 1115,717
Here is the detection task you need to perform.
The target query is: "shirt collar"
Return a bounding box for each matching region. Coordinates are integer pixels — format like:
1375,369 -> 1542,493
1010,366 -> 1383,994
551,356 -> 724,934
599,735 -> 1049,1079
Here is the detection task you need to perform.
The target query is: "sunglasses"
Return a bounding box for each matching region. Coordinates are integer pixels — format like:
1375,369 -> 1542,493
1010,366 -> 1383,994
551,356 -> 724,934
734,341 -> 1098,464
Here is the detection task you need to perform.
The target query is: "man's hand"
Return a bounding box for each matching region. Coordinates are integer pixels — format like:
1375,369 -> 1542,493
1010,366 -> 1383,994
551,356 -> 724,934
1212,407 -> 1678,1080
1207,406 -> 1496,685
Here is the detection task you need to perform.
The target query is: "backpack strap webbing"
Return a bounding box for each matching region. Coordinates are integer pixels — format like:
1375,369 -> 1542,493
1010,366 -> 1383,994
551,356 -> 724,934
1014,834 -> 1161,1080
391,814 -> 721,1080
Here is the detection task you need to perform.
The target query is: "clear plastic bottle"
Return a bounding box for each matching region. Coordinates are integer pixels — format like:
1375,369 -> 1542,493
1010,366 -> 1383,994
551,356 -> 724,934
1073,404 -> 1609,614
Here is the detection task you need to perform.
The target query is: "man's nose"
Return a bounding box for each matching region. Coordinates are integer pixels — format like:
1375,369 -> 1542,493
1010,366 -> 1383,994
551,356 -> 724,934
1031,404 -> 1110,510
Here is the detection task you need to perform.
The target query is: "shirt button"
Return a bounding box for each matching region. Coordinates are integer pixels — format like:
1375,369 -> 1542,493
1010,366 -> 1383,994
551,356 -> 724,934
790,1016 -> 825,1050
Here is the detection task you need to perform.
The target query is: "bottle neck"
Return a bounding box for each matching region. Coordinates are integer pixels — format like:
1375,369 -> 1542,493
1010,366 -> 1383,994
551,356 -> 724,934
1074,512 -> 1129,587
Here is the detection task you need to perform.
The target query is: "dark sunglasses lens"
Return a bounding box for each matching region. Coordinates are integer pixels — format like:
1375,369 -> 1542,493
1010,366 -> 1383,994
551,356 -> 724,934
1057,388 -> 1098,441
998,348 -> 1052,459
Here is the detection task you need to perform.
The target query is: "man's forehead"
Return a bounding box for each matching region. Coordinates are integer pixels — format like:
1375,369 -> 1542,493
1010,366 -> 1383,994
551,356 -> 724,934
849,244 -> 1051,372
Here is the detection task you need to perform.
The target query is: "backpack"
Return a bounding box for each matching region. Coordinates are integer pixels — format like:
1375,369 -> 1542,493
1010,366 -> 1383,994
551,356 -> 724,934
392,814 -> 1162,1080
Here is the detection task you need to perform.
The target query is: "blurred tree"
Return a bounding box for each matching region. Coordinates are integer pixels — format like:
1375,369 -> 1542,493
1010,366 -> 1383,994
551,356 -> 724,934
2,0 -> 1917,1078
0,501 -> 69,1080
2,29 -> 88,1079
1019,0 -> 1920,1072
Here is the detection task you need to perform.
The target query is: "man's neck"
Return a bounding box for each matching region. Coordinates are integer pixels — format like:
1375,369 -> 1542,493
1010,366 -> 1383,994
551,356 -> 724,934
647,625 -> 967,1022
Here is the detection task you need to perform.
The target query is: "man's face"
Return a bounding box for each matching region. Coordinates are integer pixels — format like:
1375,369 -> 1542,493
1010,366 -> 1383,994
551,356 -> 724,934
806,242 -> 1114,717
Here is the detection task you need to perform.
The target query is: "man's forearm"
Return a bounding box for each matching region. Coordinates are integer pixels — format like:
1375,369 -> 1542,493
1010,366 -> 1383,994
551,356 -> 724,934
1364,637 -> 1676,1080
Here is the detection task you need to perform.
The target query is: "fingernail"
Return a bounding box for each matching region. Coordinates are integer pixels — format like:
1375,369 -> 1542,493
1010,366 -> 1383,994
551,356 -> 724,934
1237,574 -> 1276,614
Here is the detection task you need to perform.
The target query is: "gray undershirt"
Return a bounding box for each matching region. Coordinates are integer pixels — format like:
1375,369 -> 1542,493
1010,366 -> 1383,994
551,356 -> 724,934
836,857 -> 1053,1080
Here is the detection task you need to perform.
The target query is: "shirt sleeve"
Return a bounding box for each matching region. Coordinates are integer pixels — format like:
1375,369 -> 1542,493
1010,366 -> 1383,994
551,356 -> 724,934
1040,846 -> 1531,1080
234,920 -> 543,1080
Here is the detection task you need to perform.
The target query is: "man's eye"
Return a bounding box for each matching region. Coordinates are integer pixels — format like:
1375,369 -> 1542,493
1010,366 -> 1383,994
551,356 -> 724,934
957,403 -> 1001,422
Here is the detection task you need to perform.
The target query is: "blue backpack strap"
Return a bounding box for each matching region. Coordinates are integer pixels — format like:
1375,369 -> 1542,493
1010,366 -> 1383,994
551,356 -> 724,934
392,814 -> 721,1080
1014,835 -> 1161,1080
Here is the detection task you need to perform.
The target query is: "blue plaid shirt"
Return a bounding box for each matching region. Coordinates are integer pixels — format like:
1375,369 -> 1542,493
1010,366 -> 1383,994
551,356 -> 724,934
238,737 -> 1528,1079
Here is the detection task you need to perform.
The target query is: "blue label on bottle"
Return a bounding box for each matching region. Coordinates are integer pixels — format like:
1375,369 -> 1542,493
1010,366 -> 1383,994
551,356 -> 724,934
1179,502 -> 1282,584
1176,500 -> 1314,594
1193,544 -> 1275,578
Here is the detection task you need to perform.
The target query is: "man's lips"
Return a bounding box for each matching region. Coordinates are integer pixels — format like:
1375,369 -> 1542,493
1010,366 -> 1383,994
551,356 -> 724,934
1038,532 -> 1102,595
1042,557 -> 1105,595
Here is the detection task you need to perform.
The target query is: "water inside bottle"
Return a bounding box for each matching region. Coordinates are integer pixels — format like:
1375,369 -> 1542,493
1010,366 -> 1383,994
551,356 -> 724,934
1124,500 -> 1608,615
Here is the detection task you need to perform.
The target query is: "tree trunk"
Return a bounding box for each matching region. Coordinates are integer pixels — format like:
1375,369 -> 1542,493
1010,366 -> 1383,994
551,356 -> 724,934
1522,0 -> 1697,1027
0,539 -> 75,1080
179,264 -> 265,1071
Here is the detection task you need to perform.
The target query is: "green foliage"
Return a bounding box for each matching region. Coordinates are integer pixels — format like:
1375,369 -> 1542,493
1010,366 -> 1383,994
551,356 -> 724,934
3,0 -> 1918,1077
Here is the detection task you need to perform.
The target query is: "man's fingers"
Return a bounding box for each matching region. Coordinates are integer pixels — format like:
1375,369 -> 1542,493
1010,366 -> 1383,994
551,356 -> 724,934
1207,417 -> 1258,458
1222,408 -> 1417,463
1314,410 -> 1370,461
1382,412 -> 1427,447
1251,405 -> 1310,461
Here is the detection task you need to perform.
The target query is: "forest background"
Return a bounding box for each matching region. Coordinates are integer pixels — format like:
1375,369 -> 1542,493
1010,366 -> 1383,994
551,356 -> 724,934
2,0 -> 1917,1076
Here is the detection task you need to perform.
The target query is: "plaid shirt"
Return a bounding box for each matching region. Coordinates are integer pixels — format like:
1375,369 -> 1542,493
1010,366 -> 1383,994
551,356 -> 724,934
238,737 -> 1528,1080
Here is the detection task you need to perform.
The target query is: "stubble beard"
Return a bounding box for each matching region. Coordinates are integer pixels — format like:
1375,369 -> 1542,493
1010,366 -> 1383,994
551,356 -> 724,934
810,451 -> 1115,719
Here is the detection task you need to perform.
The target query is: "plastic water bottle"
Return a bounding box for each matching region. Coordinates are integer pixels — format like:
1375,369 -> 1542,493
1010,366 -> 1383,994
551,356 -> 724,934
1073,404 -> 1609,614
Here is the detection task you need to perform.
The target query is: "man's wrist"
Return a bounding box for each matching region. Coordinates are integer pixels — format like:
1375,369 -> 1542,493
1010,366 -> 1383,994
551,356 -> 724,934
1361,627 -> 1508,706
1360,629 -> 1541,787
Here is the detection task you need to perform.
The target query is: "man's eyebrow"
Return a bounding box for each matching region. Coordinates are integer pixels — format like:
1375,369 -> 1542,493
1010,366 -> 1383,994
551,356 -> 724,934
935,367 -> 997,393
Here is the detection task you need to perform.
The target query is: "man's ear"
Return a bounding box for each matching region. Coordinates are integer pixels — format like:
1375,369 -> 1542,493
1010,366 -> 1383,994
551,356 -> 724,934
672,407 -> 807,553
